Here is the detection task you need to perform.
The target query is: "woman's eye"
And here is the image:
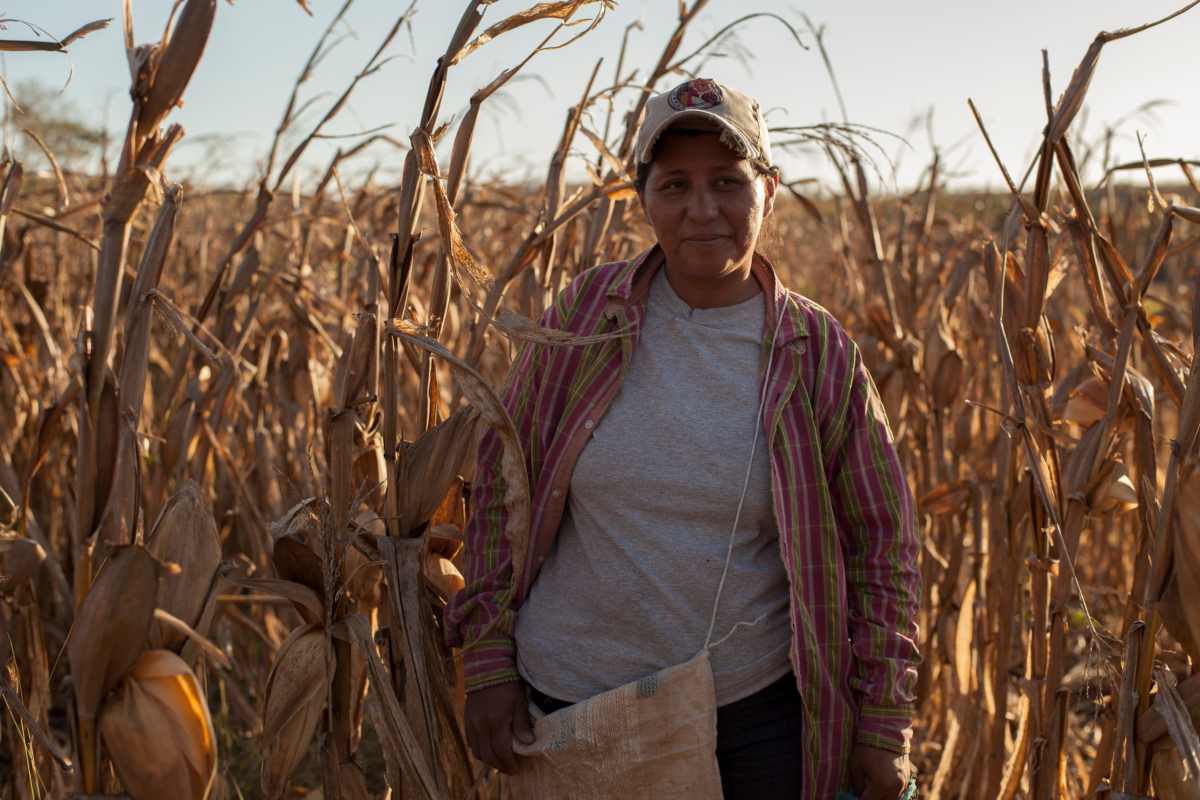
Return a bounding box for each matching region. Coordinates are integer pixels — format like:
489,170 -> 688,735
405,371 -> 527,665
716,177 -> 743,188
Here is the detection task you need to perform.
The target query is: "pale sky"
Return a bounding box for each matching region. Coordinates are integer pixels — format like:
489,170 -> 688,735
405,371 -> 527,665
5,0 -> 1199,192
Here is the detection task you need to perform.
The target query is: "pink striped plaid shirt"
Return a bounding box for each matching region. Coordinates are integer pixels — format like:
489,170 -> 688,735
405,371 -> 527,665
445,246 -> 921,797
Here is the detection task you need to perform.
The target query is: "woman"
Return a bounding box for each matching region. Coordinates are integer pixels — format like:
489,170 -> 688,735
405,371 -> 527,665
446,78 -> 921,799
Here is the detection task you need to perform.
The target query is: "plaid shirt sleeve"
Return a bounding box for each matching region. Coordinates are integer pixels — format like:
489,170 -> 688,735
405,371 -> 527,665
443,284 -> 576,693
818,321 -> 922,755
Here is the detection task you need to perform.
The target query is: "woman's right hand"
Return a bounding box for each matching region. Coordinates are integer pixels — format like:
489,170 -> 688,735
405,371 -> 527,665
465,681 -> 536,775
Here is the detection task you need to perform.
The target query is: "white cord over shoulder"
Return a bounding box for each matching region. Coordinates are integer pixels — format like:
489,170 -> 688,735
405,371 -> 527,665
703,293 -> 789,651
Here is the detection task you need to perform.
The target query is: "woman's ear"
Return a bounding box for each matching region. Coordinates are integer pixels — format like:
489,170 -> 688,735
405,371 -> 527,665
762,170 -> 780,219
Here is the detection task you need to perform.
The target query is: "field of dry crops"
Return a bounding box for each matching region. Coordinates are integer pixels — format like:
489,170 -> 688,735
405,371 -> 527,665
2,1 -> 1200,798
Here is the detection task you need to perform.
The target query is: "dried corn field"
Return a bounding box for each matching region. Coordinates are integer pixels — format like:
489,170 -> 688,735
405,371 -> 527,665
2,1 -> 1200,798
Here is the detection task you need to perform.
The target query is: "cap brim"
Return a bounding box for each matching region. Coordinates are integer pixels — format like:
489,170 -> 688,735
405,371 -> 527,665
637,109 -> 756,164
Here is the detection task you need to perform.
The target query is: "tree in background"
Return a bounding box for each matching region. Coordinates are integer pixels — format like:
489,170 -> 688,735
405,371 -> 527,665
6,79 -> 111,174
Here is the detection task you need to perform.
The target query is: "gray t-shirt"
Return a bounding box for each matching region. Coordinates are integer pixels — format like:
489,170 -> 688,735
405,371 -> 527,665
514,268 -> 793,707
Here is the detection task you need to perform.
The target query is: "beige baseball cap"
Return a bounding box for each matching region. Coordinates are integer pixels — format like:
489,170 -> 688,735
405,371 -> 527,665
636,78 -> 772,166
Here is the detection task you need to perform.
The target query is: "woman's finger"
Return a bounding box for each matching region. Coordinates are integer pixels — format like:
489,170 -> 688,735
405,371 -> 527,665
512,695 -> 535,746
490,723 -> 519,774
473,725 -> 500,772
850,768 -> 867,796
862,773 -> 904,800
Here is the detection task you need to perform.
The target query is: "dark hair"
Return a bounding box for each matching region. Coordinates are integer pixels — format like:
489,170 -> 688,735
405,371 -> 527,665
634,128 -> 776,195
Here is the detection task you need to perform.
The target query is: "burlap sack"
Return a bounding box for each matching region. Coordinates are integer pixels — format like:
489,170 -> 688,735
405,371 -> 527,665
509,650 -> 723,799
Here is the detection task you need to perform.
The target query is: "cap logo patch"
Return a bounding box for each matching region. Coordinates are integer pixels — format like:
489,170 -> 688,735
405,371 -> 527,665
667,79 -> 723,111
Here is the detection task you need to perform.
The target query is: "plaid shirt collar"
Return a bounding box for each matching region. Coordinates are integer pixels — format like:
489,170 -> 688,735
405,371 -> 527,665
603,243 -> 809,346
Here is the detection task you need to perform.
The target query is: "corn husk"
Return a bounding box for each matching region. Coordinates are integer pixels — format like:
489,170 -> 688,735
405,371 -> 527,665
391,329 -> 532,587
69,545 -> 159,722
0,536 -> 46,594
424,553 -> 465,602
69,545 -> 160,791
261,624 -> 332,799
1147,666 -> 1200,800
98,649 -> 217,799
1062,375 -> 1109,427
1171,471 -> 1200,663
428,522 -> 464,561
1151,745 -> 1200,800
273,533 -> 325,595
134,0 -> 219,142
919,481 -> 972,517
271,497 -> 323,543
1089,459 -> 1139,514
394,405 -> 480,537
924,307 -> 964,409
429,480 -> 467,531
146,481 -> 222,651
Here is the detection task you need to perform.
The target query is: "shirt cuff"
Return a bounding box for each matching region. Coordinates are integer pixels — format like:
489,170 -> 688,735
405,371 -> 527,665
464,667 -> 523,694
462,635 -> 521,693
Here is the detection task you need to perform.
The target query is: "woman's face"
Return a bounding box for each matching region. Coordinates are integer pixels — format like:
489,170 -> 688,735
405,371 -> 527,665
639,130 -> 777,287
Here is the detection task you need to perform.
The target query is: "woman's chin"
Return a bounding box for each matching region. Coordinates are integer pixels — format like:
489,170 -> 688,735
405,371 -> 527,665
673,254 -> 746,281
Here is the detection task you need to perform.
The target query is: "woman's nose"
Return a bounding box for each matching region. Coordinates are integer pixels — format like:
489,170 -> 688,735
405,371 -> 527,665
685,186 -> 719,221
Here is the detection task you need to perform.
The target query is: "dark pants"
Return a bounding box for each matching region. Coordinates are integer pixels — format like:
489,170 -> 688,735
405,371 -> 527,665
528,672 -> 804,799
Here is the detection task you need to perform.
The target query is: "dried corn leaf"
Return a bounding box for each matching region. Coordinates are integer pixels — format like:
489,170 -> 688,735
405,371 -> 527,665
98,649 -> 217,800
1151,666 -> 1200,785
0,161 -> 23,214
1095,230 -> 1136,299
579,126 -> 631,182
1047,38 -> 1103,144
0,18 -> 110,52
953,579 -> 976,694
494,309 -> 630,347
1160,577 -> 1200,666
262,624 -> 331,799
999,692 -> 1033,800
451,1 -> 613,65
1133,213 -> 1174,301
339,613 -> 444,800
1151,745 -> 1200,800
332,305 -> 378,411
1140,673 -> 1200,743
408,129 -> 491,299
229,577 -> 323,626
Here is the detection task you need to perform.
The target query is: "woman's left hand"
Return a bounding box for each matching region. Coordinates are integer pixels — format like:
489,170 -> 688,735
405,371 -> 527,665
849,744 -> 912,799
